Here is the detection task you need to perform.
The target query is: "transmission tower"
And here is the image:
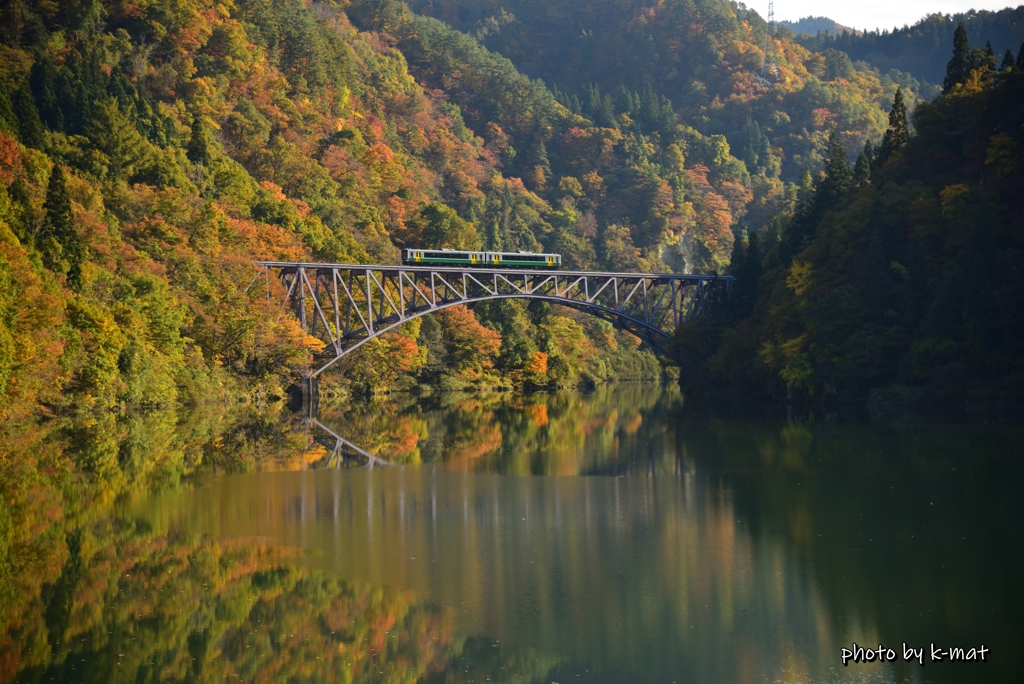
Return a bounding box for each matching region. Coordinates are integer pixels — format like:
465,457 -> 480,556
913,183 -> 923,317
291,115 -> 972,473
759,0 -> 777,84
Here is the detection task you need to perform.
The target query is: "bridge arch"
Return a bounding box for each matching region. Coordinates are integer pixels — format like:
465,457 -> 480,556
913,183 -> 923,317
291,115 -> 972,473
256,262 -> 732,378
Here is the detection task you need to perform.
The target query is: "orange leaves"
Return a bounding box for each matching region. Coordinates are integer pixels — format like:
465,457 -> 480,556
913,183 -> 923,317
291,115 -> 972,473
223,216 -> 307,262
682,164 -> 735,272
0,133 -> 21,185
389,334 -> 424,372
719,180 -> 753,220
365,142 -> 396,166
321,145 -> 367,185
435,304 -> 502,374
525,350 -> 548,375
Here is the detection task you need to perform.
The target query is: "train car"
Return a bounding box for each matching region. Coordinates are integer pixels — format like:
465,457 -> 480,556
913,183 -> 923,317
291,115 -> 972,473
403,248 -> 561,269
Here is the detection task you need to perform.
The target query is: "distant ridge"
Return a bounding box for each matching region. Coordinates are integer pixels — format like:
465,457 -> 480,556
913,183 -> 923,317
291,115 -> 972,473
778,16 -> 861,36
794,6 -> 1024,84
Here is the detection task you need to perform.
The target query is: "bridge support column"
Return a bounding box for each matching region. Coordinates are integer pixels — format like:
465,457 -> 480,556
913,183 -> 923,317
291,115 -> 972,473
294,373 -> 319,417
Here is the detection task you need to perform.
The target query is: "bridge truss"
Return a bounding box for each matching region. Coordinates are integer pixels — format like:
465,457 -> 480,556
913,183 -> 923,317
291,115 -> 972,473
255,261 -> 733,378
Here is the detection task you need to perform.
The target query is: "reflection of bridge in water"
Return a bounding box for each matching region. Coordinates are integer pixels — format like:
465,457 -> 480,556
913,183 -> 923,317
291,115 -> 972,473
256,261 -> 733,378
304,416 -> 390,468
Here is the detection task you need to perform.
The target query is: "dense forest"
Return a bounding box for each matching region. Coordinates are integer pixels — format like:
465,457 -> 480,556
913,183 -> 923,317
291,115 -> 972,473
1,2 -> 1022,678
796,7 -> 1024,85
403,0 -> 935,178
676,22 -> 1024,408
0,0 -> 1020,419
0,0 -> 954,422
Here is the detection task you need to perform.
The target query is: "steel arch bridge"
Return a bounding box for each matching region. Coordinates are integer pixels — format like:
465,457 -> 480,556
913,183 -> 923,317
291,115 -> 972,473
255,261 -> 733,378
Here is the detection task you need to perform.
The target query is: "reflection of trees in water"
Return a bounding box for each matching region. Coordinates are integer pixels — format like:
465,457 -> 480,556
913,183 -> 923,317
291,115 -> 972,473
318,383 -> 683,475
681,417 -> 1024,684
140,466 -> 845,683
6,396 -> 1019,682
0,403 -> 565,683
2,527 -> 554,683
0,403 -> 332,661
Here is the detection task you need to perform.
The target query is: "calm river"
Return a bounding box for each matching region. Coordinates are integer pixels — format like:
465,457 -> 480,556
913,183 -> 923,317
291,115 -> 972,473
3,386 -> 1021,683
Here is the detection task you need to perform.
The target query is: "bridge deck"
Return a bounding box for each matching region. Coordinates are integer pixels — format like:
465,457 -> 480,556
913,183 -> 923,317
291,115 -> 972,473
255,260 -> 726,281
255,261 -> 733,377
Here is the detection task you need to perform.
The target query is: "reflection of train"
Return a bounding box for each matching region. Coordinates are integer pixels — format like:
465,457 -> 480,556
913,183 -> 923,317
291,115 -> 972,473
402,248 -> 562,269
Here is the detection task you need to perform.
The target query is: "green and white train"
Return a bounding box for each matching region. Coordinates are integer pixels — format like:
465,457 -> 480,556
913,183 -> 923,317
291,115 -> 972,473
402,248 -> 562,269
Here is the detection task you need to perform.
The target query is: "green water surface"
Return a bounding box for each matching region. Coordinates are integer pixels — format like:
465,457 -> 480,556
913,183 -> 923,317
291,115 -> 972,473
2,387 -> 1021,683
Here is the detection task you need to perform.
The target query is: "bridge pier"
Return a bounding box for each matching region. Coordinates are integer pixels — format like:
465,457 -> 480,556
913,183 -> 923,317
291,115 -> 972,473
289,374 -> 320,416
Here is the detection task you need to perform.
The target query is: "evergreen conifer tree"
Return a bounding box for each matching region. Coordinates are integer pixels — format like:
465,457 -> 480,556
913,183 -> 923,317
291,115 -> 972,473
797,167 -> 813,198
639,84 -> 661,133
13,81 -> 44,148
854,150 -> 870,185
527,138 -> 551,189
187,114 -> 212,165
817,131 -> 853,210
8,178 -> 37,247
39,165 -> 83,291
876,88 -> 909,164
29,58 -> 63,132
728,229 -> 745,275
1002,49 -> 1015,70
862,139 -> 874,166
584,85 -> 615,127
615,85 -> 635,115
741,115 -> 771,174
1017,42 -> 1024,69
944,23 -> 971,92
532,138 -> 551,177
739,232 -> 762,315
599,93 -> 616,128
0,82 -> 18,135
586,84 -> 601,120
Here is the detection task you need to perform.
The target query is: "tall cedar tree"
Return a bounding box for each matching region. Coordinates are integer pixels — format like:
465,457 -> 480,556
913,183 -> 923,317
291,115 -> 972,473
781,134 -> 851,259
854,150 -> 870,185
1002,49 -> 1015,70
944,23 -> 971,91
0,82 -> 17,135
876,88 -> 909,165
13,81 -> 44,148
733,232 -> 761,317
187,115 -> 212,165
817,131 -> 854,211
40,165 -> 83,291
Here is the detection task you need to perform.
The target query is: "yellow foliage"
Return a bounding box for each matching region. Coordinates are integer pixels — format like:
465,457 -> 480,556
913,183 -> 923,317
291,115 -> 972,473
785,261 -> 813,298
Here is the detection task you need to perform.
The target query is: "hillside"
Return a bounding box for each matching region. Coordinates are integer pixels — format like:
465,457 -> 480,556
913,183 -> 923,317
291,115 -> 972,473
676,47 -> 1024,407
4,0 -> 758,419
778,16 -> 860,36
797,7 -> 1024,85
403,0 -> 933,179
1,0 -> 1019,421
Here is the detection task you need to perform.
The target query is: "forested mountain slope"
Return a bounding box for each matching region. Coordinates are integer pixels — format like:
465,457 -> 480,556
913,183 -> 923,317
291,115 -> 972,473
4,0 -> 736,418
1,0 -> 1019,420
797,7 -> 1024,86
676,51 -> 1024,407
403,0 -> 934,178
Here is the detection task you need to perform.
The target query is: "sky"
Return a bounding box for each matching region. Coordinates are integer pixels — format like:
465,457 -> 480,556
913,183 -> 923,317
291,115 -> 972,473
769,1 -> 1021,32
